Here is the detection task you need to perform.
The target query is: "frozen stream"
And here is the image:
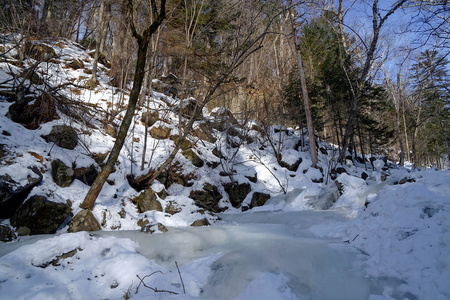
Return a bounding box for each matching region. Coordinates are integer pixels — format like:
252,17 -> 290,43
0,209 -> 388,300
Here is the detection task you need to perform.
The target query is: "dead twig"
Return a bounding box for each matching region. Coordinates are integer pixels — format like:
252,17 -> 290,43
135,272 -> 178,295
175,261 -> 186,294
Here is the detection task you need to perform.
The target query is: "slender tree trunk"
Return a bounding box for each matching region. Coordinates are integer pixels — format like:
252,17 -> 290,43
80,0 -> 166,210
287,0 -> 318,168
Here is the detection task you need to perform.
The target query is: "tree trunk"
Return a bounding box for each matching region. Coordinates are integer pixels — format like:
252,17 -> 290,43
288,0 -> 318,168
80,0 -> 166,210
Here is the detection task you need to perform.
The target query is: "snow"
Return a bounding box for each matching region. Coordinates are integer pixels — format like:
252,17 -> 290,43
1,36 -> 449,299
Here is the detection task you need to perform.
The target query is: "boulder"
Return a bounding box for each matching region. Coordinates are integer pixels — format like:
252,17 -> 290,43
149,126 -> 171,139
160,73 -> 179,85
7,92 -> 59,130
24,42 -> 57,61
11,195 -> 70,235
104,124 -> 117,138
211,108 -> 239,128
189,183 -> 223,213
66,59 -> 84,70
181,98 -> 202,121
0,224 -> 17,242
194,123 -> 216,143
223,182 -> 251,208
398,177 -> 416,185
279,158 -> 302,172
165,201 -> 182,215
182,149 -> 204,168
68,209 -> 101,232
43,125 -> 78,150
140,221 -> 168,234
73,164 -> 98,186
141,111 -> 159,127
170,135 -> 192,150
250,192 -> 270,208
51,159 -> 74,187
190,218 -> 210,227
132,190 -> 163,213
0,167 -> 43,219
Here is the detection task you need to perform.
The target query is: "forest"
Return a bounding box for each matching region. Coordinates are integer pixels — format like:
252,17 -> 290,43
2,0 -> 448,170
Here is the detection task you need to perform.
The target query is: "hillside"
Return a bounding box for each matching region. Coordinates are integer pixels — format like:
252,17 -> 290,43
0,36 -> 449,300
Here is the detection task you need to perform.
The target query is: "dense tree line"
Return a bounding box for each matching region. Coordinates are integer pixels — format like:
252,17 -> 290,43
1,0 -> 448,172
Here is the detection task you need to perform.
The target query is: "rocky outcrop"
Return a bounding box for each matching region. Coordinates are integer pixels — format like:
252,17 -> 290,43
24,41 -> 57,61
11,195 -> 70,235
141,111 -> 159,127
0,224 -> 17,242
74,165 -> 98,186
0,167 -> 43,219
132,190 -> 163,213
250,192 -> 271,208
42,125 -> 78,150
182,149 -> 204,167
68,210 -> 101,232
194,123 -> 216,143
149,126 -> 171,139
190,218 -> 210,227
189,183 -> 224,213
51,159 -> 74,187
223,182 -> 251,208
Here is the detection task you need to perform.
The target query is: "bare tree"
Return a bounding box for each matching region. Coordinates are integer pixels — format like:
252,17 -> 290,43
80,0 -> 166,210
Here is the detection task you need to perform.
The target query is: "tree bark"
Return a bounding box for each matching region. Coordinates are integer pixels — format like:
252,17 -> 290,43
80,0 -> 166,210
288,0 -> 318,168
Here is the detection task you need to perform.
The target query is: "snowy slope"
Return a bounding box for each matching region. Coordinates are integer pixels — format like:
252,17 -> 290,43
0,36 -> 449,300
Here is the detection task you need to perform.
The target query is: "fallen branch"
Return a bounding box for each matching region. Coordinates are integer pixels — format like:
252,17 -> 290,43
175,261 -> 186,294
135,272 -> 178,295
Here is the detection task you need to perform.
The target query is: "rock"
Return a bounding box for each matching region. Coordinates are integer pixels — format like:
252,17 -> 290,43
104,124 -> 117,138
24,42 -> 57,61
66,59 -> 84,70
156,188 -> 168,200
68,209 -> 101,232
140,222 -> 168,234
223,182 -> 251,208
165,201 -> 182,215
190,218 -> 210,227
0,224 -> 17,242
181,98 -> 202,120
279,158 -> 302,172
189,183 -> 223,213
20,69 -> 44,85
182,149 -> 204,168
141,111 -> 159,127
250,192 -> 270,208
170,135 -> 192,150
160,73 -> 179,84
43,125 -> 78,150
156,161 -> 195,188
211,108 -> 239,127
194,123 -> 216,143
51,159 -> 74,187
132,190 -> 163,213
0,167 -> 43,219
16,226 -> 31,236
227,127 -> 241,137
245,173 -> 258,183
398,177 -> 416,185
11,195 -> 70,235
73,165 -> 98,186
361,172 -> 369,180
212,147 -> 224,159
7,92 -> 59,130
118,208 -> 126,218
149,126 -> 171,139
319,147 -> 328,155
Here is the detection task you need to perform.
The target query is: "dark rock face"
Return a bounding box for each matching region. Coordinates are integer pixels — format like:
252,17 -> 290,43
190,218 -> 210,226
250,192 -> 270,208
361,172 -> 369,180
74,165 -> 98,186
194,123 -> 217,143
279,158 -> 302,172
7,92 -> 59,130
0,224 -> 17,242
51,159 -> 74,187
189,183 -> 223,213
398,177 -> 416,184
0,167 -> 43,219
11,195 -> 70,235
132,190 -> 163,213
141,111 -> 159,127
223,182 -> 251,208
68,210 -> 101,233
43,125 -> 78,150
182,149 -> 204,168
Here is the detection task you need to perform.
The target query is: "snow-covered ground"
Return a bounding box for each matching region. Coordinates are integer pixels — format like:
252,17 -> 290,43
0,36 -> 449,299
